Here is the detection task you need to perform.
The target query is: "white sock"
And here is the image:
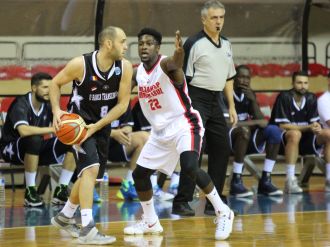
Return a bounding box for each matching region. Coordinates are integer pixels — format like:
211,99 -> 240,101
263,159 -> 276,173
150,173 -> 158,188
81,209 -> 93,227
326,163 -> 330,181
206,187 -> 229,216
170,172 -> 180,187
140,198 -> 158,223
25,171 -> 36,187
126,169 -> 134,183
58,169 -> 74,186
61,199 -> 79,218
233,162 -> 244,174
286,164 -> 295,179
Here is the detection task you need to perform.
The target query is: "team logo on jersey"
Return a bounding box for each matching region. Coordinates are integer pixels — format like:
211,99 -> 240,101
114,67 -> 121,75
91,86 -> 97,92
103,84 -> 110,90
291,111 -> 295,116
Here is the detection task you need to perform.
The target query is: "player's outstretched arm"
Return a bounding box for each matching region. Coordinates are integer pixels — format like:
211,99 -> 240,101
161,30 -> 184,73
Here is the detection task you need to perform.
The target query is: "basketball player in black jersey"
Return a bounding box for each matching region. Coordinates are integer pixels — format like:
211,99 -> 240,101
224,65 -> 283,198
50,26 -> 132,245
0,72 -> 75,207
270,71 -> 330,193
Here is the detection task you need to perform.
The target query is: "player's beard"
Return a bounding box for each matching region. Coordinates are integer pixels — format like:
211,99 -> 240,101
294,88 -> 307,96
36,94 -> 49,103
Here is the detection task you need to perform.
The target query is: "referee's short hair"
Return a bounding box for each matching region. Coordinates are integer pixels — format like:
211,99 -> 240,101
201,0 -> 225,17
137,28 -> 162,45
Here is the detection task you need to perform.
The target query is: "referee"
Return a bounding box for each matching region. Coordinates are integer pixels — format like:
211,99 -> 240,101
172,0 -> 238,216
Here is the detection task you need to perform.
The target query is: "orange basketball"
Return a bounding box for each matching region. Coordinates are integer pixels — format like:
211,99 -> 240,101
55,113 -> 87,145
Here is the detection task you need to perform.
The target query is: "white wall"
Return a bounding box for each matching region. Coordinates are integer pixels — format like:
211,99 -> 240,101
0,34 -> 329,66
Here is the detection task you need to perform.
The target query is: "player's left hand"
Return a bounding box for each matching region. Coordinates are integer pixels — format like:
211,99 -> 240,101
78,123 -> 98,144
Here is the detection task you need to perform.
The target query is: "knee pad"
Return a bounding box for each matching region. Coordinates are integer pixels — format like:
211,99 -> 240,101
195,168 -> 212,189
23,136 -> 43,155
264,125 -> 282,144
132,165 -> 154,191
180,151 -> 199,181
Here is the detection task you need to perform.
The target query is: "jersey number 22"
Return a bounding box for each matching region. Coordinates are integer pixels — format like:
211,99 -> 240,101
148,99 -> 162,111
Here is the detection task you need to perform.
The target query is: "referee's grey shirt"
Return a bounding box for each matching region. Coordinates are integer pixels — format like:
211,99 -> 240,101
183,30 -> 236,92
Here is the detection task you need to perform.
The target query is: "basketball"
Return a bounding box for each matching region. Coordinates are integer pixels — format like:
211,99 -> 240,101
55,113 -> 87,145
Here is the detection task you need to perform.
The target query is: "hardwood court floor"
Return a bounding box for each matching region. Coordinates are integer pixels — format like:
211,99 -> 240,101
1,176 -> 330,247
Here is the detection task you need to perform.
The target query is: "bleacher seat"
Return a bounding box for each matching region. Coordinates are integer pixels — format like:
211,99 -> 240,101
246,63 -> 260,77
1,65 -> 31,80
308,63 -> 329,76
258,63 -> 283,77
31,65 -> 61,77
282,63 -> 301,77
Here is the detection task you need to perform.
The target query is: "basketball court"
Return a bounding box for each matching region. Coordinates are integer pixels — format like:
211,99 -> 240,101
1,175 -> 330,247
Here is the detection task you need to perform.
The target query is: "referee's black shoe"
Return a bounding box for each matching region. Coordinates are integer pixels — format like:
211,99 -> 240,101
172,201 -> 195,216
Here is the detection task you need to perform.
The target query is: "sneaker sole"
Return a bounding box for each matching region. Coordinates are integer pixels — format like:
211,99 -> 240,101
51,217 -> 79,238
51,198 -> 66,205
24,199 -> 43,207
231,191 -> 254,198
172,209 -> 195,216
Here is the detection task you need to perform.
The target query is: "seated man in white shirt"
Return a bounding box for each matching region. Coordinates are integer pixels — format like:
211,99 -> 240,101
317,71 -> 330,191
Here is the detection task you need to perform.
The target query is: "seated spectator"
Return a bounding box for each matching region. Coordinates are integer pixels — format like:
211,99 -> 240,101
0,72 -> 75,207
317,71 -> 330,191
270,70 -> 330,193
108,102 -> 149,201
222,65 -> 283,197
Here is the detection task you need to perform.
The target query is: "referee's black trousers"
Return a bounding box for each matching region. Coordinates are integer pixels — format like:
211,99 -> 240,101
174,85 -> 230,203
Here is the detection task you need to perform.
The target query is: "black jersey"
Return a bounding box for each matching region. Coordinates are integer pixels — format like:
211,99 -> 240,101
132,101 -> 151,132
0,93 -> 52,145
68,51 -> 123,124
220,91 -> 257,121
269,89 -> 319,126
110,104 -> 134,130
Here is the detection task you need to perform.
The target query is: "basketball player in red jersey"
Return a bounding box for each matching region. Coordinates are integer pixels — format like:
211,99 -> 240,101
49,26 -> 132,245
123,28 -> 234,241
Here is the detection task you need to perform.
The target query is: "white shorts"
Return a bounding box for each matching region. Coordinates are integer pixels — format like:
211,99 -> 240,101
137,115 -> 204,175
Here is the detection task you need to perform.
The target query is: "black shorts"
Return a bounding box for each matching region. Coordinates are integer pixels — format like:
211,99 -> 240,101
108,138 -> 130,162
74,128 -> 110,180
279,131 -> 323,155
229,127 -> 266,155
0,137 -> 71,165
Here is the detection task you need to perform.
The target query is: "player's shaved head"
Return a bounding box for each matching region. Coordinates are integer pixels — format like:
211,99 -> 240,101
98,26 -> 121,46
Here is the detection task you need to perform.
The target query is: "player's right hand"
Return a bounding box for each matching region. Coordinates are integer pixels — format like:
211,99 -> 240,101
52,109 -> 67,131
